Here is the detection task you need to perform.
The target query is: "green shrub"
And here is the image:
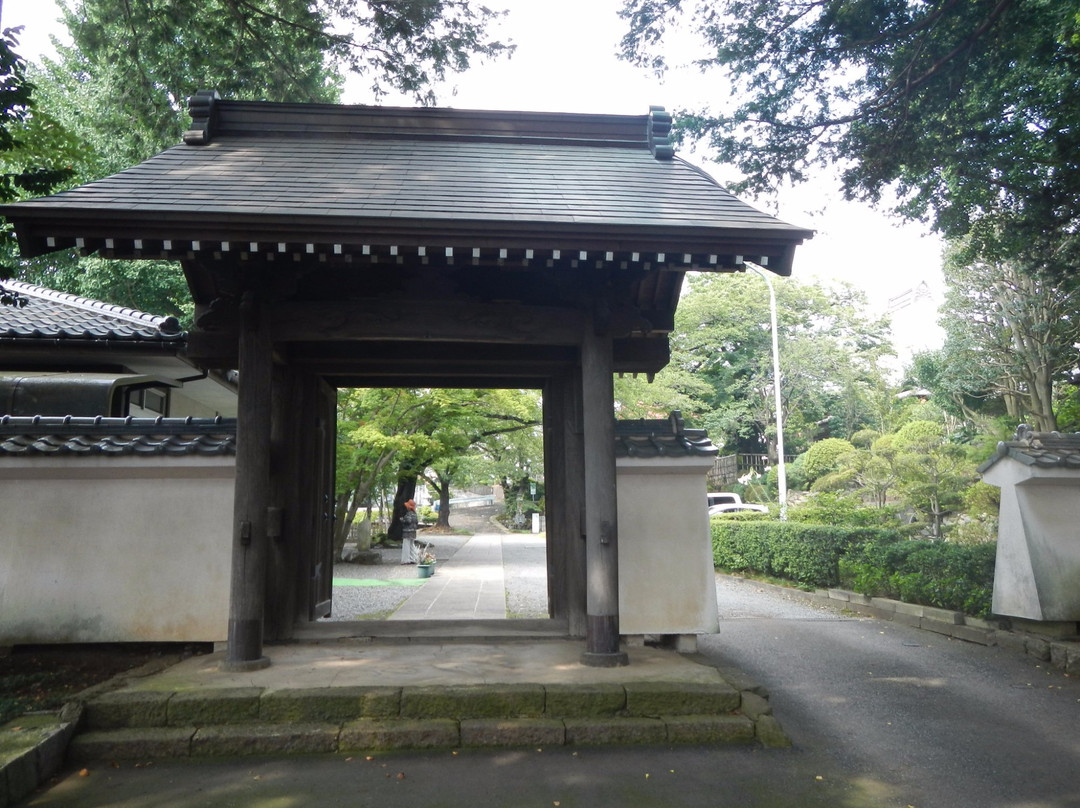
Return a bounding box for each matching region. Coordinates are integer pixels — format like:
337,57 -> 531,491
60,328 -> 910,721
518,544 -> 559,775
710,520 -> 904,588
962,481 -> 1000,518
810,468 -> 855,492
780,453 -> 809,491
839,538 -> 996,617
850,429 -> 880,449
711,509 -> 771,522
786,491 -> 902,528
802,438 -> 856,483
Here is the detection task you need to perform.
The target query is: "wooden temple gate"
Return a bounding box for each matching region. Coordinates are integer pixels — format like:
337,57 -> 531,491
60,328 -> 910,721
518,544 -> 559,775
1,95 -> 810,669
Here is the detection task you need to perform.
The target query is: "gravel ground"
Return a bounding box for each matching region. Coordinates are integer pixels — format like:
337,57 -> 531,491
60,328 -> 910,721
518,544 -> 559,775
501,533 -> 548,618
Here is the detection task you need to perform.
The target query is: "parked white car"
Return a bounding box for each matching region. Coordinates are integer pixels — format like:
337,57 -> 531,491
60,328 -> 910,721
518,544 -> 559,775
707,492 -> 769,516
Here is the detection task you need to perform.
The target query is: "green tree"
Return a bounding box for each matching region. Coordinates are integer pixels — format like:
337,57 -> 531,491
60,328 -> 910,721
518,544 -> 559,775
335,388 -> 436,553
50,0 -> 512,174
334,387 -> 541,550
0,24 -> 77,302
619,0 -> 1080,268
893,420 -> 972,538
838,433 -> 899,507
924,242 -> 1080,432
661,271 -> 892,459
418,388 -> 541,529
7,0 -> 511,314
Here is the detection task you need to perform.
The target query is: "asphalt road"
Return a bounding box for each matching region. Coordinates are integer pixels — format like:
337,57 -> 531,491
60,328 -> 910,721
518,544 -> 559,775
704,577 -> 1080,808
23,577 -> 1080,808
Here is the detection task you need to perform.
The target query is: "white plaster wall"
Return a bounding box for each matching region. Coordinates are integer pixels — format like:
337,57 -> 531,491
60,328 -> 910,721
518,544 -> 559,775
982,463 -> 1080,621
616,457 -> 719,635
0,456 -> 233,644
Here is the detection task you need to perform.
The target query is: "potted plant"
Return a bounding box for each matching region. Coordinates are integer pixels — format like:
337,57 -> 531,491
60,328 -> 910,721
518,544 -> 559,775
417,548 -> 436,578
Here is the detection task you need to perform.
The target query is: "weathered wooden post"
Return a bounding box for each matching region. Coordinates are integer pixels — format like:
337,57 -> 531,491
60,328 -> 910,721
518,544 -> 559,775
580,325 -> 628,666
544,371 -> 587,635
223,291 -> 273,671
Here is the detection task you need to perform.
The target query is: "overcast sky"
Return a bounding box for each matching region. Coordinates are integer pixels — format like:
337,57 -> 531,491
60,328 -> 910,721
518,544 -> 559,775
3,0 -> 945,358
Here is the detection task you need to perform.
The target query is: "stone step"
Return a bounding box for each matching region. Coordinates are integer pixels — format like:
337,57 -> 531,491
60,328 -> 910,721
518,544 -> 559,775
83,682 -> 745,729
69,713 -> 771,762
71,681 -> 789,759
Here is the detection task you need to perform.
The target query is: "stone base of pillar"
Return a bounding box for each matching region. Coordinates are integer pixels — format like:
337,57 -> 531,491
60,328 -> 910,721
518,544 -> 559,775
220,656 -> 271,672
582,613 -> 629,667
581,650 -> 629,667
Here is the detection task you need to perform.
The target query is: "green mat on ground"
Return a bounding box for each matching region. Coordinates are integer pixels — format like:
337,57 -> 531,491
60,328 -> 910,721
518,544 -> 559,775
332,578 -> 428,587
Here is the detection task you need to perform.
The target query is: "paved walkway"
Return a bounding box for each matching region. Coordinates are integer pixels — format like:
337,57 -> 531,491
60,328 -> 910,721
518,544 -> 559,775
389,533 -> 508,621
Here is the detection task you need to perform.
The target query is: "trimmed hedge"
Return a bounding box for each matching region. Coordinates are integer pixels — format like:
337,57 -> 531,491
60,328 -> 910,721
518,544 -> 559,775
710,519 -> 997,618
710,520 -> 906,588
839,538 -> 996,617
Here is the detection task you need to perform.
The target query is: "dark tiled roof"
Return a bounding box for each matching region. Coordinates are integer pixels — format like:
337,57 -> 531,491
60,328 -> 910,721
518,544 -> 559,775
22,134 -> 799,233
0,99 -> 813,275
977,425 -> 1080,472
0,415 -> 235,456
615,411 -> 718,459
0,281 -> 183,343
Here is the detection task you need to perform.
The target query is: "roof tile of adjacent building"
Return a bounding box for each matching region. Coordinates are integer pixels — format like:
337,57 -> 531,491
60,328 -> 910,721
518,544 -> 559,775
614,411 -> 718,459
0,415 -> 236,456
977,425 -> 1080,472
0,280 -> 183,343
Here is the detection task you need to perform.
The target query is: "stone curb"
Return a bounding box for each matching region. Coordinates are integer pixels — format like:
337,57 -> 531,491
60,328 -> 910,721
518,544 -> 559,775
0,653 -> 187,804
735,576 -> 1080,675
0,711 -> 80,807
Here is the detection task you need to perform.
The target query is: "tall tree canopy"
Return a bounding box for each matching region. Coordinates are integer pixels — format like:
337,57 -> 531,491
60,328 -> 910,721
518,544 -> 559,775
619,0 -> 1080,266
658,271 -> 893,458
334,387 -> 540,550
7,0 -> 511,315
50,0 -> 513,175
0,25 -> 77,301
912,240 -> 1080,432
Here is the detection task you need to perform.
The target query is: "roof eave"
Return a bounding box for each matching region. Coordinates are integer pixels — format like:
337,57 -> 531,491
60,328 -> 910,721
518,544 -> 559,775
2,208 -> 811,275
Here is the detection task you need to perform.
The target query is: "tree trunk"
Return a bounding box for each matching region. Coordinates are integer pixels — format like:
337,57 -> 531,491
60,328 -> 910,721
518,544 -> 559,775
387,472 -> 418,541
436,473 -> 452,529
332,450 -> 396,555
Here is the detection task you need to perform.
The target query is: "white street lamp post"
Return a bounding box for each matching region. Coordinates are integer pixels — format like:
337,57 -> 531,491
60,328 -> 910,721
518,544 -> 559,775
745,262 -> 788,520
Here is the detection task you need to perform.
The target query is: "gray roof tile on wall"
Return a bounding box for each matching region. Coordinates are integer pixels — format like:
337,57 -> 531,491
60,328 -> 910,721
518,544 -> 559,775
977,424 -> 1080,472
0,415 -> 236,456
0,281 -> 183,342
614,411 -> 718,459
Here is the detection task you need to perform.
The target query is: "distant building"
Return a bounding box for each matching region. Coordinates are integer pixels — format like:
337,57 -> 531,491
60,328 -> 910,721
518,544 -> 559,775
883,280 -> 945,374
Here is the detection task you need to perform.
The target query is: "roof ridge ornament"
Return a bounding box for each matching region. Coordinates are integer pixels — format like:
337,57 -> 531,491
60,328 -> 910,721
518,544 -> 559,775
184,89 -> 221,145
648,106 -> 674,160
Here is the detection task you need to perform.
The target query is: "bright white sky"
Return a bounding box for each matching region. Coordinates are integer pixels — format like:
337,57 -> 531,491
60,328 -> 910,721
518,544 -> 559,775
2,0 -> 944,358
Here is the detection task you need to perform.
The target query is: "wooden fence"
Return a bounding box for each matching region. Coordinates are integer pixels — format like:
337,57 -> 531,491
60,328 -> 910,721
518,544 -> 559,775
706,453 -> 796,489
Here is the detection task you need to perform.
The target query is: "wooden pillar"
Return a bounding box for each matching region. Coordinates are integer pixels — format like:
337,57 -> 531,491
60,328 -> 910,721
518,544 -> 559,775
544,371 -> 587,635
580,326 -> 628,666
223,292 -> 273,671
265,364 -> 298,642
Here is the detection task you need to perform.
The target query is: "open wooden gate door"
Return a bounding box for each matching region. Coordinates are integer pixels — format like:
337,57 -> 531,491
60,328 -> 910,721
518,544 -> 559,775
307,379 -> 336,620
